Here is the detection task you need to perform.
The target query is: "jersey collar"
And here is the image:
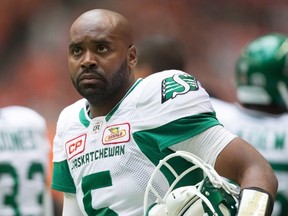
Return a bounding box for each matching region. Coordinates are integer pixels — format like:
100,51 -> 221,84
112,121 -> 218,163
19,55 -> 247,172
78,79 -> 143,127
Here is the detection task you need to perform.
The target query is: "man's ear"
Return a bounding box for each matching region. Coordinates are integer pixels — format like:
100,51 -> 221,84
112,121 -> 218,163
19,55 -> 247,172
128,45 -> 137,67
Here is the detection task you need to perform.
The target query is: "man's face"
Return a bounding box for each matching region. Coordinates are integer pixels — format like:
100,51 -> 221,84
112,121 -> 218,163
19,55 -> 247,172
68,20 -> 131,104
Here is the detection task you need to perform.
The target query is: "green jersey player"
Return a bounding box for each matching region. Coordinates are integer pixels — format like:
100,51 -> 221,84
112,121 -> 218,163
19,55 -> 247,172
212,33 -> 288,216
0,106 -> 53,215
51,9 -> 277,216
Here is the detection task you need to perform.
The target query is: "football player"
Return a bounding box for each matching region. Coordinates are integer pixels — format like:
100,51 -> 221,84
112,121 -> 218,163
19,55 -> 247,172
0,106 -> 53,215
212,33 -> 288,216
51,9 -> 278,216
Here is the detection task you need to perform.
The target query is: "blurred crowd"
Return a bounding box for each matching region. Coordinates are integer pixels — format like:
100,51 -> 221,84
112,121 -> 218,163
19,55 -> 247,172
1,0 -> 288,215
1,0 -> 288,130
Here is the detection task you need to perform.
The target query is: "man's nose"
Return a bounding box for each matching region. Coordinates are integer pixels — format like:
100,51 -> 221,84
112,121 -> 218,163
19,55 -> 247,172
81,51 -> 98,69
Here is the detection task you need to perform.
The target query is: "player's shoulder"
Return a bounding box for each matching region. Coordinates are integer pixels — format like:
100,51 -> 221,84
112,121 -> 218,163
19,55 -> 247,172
143,69 -> 197,82
138,69 -> 203,94
1,105 -> 45,125
127,70 -> 212,114
280,113 -> 288,120
1,105 -> 40,115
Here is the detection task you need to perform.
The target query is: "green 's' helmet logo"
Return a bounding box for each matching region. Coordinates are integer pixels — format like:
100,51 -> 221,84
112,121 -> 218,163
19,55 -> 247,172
161,73 -> 199,103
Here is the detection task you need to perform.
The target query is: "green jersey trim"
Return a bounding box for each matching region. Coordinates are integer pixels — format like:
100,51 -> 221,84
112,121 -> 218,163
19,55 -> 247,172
79,107 -> 90,128
51,161 -> 76,193
133,112 -> 219,187
106,79 -> 142,122
134,111 -> 219,163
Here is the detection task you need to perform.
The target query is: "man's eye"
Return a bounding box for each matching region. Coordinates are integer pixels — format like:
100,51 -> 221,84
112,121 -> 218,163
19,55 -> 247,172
97,46 -> 108,53
72,47 -> 82,55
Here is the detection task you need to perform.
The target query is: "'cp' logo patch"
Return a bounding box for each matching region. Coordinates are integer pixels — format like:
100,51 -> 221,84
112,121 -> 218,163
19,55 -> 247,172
65,134 -> 87,160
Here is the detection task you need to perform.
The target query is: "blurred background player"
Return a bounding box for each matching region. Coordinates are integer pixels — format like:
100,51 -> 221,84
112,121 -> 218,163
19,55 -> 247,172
134,35 -> 186,79
212,33 -> 288,216
0,106 -> 54,215
134,34 -> 220,99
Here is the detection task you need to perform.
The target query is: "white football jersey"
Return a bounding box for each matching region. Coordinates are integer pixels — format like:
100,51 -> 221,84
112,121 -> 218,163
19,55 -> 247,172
0,106 -> 52,216
211,97 -> 288,216
52,70 -> 222,216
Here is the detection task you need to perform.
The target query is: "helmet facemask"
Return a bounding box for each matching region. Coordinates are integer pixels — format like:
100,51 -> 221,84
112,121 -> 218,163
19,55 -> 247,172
144,151 -> 240,216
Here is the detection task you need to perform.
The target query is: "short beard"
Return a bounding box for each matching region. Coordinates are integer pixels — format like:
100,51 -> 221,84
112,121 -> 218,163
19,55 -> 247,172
73,61 -> 130,105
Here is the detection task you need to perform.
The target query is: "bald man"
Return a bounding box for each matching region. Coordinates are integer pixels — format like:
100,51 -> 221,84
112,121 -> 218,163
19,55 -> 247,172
51,9 -> 277,216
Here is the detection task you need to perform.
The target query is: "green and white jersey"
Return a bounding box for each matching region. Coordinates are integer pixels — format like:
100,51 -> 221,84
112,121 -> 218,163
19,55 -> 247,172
0,106 -> 51,216
52,70 -> 221,216
211,97 -> 288,216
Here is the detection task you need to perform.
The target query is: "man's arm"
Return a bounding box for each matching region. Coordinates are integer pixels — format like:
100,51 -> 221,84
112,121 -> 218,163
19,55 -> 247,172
215,137 -> 278,215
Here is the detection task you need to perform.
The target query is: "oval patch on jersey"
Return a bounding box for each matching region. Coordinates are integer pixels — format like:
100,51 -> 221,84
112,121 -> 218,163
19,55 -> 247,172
102,123 -> 130,145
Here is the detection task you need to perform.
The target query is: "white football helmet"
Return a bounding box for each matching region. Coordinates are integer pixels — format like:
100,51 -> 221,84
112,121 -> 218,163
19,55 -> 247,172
144,151 -> 240,216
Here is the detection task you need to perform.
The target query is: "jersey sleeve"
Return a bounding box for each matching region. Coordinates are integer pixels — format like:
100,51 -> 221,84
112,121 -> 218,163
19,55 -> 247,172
132,70 -> 221,151
51,107 -> 76,193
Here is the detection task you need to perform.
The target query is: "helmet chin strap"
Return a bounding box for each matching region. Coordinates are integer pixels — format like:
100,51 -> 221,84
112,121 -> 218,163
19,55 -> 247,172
277,81 -> 288,109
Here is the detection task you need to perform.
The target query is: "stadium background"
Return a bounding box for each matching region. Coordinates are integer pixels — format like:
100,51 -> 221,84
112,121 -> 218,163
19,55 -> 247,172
0,0 -> 287,190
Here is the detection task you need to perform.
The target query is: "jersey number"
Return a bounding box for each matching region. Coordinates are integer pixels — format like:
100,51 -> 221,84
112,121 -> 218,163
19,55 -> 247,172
82,170 -> 118,216
0,162 -> 45,216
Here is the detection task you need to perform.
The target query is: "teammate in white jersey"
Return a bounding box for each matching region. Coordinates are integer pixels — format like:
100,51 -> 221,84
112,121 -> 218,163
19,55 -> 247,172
51,9 -> 278,216
212,33 -> 288,216
0,106 -> 53,216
